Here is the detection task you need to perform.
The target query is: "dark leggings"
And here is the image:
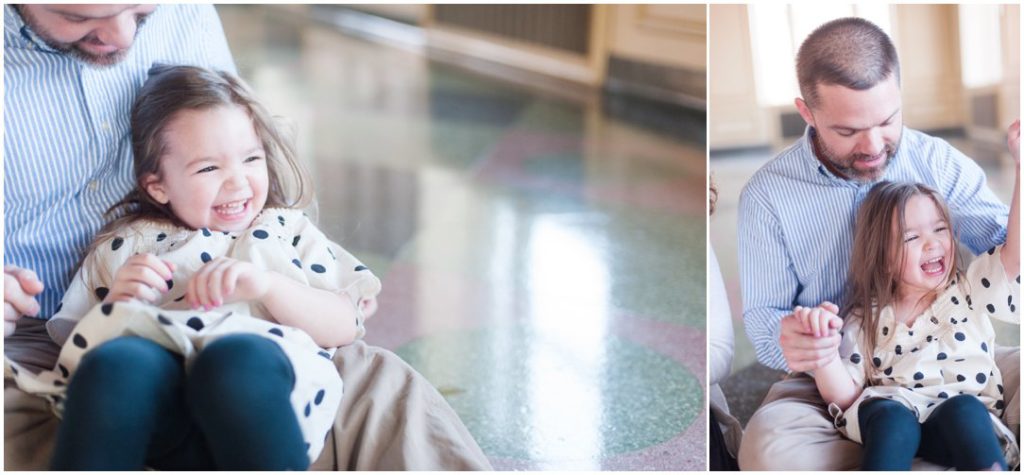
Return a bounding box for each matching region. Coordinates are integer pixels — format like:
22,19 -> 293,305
51,334 -> 309,470
859,395 -> 1007,471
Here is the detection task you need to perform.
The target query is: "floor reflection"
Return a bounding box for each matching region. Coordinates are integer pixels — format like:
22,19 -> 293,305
218,5 -> 706,470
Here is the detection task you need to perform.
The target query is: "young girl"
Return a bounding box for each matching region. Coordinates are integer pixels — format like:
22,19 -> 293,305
4,65 -> 381,470
797,121 -> 1020,470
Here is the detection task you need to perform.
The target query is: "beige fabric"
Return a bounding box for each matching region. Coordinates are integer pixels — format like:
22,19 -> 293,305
739,346 -> 1019,471
4,319 -> 491,471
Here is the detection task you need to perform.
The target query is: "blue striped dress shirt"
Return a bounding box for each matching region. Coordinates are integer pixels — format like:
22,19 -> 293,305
738,126 -> 1008,372
4,5 -> 236,320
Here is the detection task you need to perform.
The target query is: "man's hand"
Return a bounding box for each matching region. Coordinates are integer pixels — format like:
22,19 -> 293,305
4,266 -> 45,336
1009,119 -> 1020,165
780,301 -> 842,372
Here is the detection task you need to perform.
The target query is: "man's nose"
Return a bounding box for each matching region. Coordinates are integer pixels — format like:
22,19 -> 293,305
857,128 -> 885,157
93,13 -> 136,50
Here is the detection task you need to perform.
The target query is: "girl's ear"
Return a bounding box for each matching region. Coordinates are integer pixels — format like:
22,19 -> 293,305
142,174 -> 169,204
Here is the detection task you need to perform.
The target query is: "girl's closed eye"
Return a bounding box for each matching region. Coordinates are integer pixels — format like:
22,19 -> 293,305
245,155 -> 262,163
904,234 -> 918,243
196,165 -> 217,174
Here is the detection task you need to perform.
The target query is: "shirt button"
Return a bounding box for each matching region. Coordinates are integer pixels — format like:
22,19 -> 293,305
88,181 -> 99,191
100,122 -> 111,131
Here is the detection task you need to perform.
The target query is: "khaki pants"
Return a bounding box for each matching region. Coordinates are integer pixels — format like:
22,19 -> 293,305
738,346 -> 1019,471
4,318 -> 491,470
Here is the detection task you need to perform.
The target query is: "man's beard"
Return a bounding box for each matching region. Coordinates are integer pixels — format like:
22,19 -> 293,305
15,6 -> 146,67
813,131 -> 900,183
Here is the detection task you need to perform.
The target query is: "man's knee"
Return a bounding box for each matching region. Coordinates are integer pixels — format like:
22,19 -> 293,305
738,395 -> 859,470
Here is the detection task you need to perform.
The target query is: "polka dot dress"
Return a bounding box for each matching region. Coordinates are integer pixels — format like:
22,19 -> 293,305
4,209 -> 381,463
828,248 -> 1020,466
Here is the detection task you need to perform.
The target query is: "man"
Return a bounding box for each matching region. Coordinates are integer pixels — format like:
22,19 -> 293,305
4,5 -> 490,470
736,17 -> 1018,470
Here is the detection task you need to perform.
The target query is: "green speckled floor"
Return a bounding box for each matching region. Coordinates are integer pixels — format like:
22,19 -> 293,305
219,5 -> 707,470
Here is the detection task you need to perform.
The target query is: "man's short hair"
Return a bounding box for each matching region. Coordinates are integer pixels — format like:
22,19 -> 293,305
796,17 -> 900,108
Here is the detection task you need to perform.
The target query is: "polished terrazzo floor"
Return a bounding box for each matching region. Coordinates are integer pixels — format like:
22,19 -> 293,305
219,6 -> 707,471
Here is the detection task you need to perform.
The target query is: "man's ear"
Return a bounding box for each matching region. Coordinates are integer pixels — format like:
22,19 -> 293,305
142,174 -> 169,204
795,97 -> 815,128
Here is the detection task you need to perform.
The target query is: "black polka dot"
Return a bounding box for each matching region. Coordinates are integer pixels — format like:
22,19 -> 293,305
998,384 -> 1004,394
927,402 -> 935,408
914,372 -> 924,380
253,229 -> 269,239
278,216 -> 286,226
955,358 -> 966,362
926,335 -> 933,342
950,317 -> 958,324
166,279 -> 174,290
987,247 -> 996,255
292,259 -> 302,269
938,392 -> 948,399
311,264 -> 326,274
882,326 -> 889,336
94,287 -> 109,300
72,334 -> 88,349
961,317 -> 967,323
157,314 -> 172,325
53,380 -> 65,387
304,403 -> 311,417
111,237 -> 124,251
327,247 -> 337,260
174,295 -> 186,302
314,389 -> 325,405
981,278 -> 991,288
318,351 -> 331,359
201,252 -> 212,263
186,317 -> 205,331
895,345 -> 902,355
951,296 -> 959,305
850,353 -> 861,364
1017,275 -> 1020,284
292,235 -> 301,247
201,228 -> 212,237
1011,304 -> 1017,312
982,342 -> 988,352
955,332 -> 965,341
156,232 -> 167,242
913,383 -> 923,388
10,366 -> 17,375
938,352 -> 947,360
101,303 -> 114,315
956,374 -> 966,382
908,331 -> 914,336
872,357 -> 881,367
58,364 -> 69,378
354,265 -> 368,272
268,327 -> 284,337
976,373 -> 987,384
966,295 -> 973,306
884,367 -> 893,376
996,400 -> 1005,410
986,304 -> 995,314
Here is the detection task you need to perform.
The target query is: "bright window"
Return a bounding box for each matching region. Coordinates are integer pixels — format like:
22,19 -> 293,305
959,5 -> 1003,88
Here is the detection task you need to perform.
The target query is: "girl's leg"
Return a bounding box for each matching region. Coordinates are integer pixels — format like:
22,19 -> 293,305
858,398 -> 921,470
50,336 -> 213,470
919,394 -> 1007,470
186,334 -> 309,470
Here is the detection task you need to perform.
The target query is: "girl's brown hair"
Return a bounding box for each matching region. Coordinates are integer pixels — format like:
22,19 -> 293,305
80,65 -> 313,276
844,181 -> 961,374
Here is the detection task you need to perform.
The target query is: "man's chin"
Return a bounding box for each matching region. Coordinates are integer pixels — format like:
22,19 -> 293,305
72,48 -> 128,67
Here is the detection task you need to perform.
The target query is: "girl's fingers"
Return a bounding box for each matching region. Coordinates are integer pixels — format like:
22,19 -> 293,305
809,308 -> 822,337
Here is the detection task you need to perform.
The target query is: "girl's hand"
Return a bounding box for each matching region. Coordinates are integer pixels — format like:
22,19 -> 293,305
186,257 -> 270,310
1009,119 -> 1020,164
108,253 -> 176,303
794,302 -> 842,338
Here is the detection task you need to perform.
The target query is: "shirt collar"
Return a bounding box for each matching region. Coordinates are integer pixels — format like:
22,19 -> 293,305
4,4 -> 61,53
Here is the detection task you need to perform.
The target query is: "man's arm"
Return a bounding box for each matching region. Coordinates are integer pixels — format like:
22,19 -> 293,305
935,136 -> 1009,255
738,186 -> 838,372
